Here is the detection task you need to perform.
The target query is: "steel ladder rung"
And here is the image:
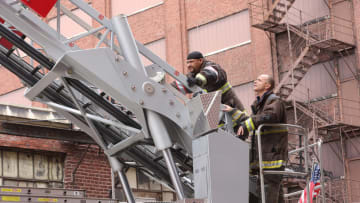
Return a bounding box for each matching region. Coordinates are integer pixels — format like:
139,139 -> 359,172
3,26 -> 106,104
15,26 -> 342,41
263,170 -> 307,176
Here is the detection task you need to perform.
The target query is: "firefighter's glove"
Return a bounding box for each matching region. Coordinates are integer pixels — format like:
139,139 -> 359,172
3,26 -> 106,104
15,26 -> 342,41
192,90 -> 206,98
187,76 -> 198,87
237,122 -> 249,140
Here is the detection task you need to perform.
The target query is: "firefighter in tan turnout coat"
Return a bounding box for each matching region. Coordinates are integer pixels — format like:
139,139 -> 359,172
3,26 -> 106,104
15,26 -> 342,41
232,74 -> 288,203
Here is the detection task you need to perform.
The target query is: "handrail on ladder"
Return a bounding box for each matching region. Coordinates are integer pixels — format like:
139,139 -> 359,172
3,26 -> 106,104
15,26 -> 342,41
256,123 -> 311,203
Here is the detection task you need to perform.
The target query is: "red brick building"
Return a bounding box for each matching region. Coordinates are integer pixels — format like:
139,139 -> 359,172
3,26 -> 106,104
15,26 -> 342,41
0,0 -> 360,201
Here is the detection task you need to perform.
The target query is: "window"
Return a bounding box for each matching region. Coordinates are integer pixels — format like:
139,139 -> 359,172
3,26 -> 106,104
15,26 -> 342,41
141,38 -> 166,66
112,0 -> 163,17
188,10 -> 251,56
0,149 -> 64,188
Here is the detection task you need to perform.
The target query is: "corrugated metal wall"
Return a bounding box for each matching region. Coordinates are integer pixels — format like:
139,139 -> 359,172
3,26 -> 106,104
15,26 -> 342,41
188,10 -> 251,55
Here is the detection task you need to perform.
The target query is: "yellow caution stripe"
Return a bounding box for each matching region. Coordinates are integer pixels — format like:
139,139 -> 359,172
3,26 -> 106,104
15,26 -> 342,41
1,196 -> 20,202
1,188 -> 22,193
38,198 -> 58,202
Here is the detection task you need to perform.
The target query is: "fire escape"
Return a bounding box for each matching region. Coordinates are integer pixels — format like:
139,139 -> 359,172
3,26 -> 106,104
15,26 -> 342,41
249,0 -> 360,201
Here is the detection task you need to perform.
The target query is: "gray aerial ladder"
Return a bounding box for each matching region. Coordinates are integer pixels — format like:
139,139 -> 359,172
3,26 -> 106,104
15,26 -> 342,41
0,1 -> 326,202
0,0 -> 249,202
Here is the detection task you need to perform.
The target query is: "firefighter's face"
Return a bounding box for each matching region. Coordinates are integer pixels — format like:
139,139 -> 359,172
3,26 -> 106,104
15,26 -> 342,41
254,75 -> 271,93
187,58 -> 203,73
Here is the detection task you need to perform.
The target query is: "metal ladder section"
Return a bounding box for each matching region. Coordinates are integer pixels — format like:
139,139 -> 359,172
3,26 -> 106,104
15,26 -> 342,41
255,124 -> 325,203
0,0 -> 211,202
0,186 -> 116,203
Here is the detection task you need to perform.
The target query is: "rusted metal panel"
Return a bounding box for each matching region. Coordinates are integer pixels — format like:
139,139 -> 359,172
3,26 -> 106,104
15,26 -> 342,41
332,1 -> 354,45
347,158 -> 360,202
18,152 -> 33,179
290,62 -> 337,102
112,0 -> 163,16
341,80 -> 360,126
2,151 -> 17,178
322,141 -> 344,177
34,154 -> 48,180
339,54 -> 357,81
346,137 -> 360,159
188,10 -> 250,55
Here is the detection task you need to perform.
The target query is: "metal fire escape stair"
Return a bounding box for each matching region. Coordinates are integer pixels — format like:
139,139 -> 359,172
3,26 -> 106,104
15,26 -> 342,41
251,0 -> 296,32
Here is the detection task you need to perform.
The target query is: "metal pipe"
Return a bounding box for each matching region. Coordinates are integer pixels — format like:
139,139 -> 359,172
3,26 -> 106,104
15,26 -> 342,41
162,148 -> 185,200
256,123 -> 306,203
145,110 -> 184,198
108,156 -> 135,203
63,25 -> 105,44
45,101 -> 141,134
318,140 -> 325,203
289,142 -> 319,154
56,0 -> 60,40
111,15 -> 147,76
304,128 -> 310,203
96,29 -> 110,48
256,126 -> 266,203
118,170 -> 135,203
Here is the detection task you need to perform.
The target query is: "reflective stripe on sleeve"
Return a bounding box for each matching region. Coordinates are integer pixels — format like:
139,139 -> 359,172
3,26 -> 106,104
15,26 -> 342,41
195,73 -> 207,86
245,117 -> 255,133
219,82 -> 232,94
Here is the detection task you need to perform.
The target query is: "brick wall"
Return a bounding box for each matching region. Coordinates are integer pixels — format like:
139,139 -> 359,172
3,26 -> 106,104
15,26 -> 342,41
0,133 -> 112,198
64,145 -> 112,198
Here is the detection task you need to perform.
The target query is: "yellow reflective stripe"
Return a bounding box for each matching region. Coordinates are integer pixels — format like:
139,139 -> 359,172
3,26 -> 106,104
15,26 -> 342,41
262,160 -> 285,169
1,188 -> 21,193
219,82 -> 232,94
218,123 -> 224,128
195,73 -> 207,86
2,196 -> 20,201
251,160 -> 286,169
260,129 -> 288,135
202,89 -> 208,93
38,198 -> 58,202
245,119 -> 251,132
245,118 -> 255,132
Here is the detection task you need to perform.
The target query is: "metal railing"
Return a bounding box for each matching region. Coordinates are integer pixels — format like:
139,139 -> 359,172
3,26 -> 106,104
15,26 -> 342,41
256,124 -> 312,203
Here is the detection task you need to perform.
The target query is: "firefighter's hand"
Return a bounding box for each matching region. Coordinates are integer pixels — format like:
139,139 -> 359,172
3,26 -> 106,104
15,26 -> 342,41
187,76 -> 197,87
222,104 -> 233,112
237,126 -> 244,136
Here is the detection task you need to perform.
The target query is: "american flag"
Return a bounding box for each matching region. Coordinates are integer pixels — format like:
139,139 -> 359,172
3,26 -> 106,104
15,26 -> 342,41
298,163 -> 321,203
